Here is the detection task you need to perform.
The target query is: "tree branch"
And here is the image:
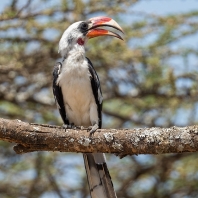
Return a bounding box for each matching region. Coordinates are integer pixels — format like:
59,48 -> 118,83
0,117 -> 198,156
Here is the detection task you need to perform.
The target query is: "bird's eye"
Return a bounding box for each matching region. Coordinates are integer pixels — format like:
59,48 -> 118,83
80,22 -> 88,31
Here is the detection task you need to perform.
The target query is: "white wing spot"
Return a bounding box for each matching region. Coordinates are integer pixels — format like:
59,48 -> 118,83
98,89 -> 103,104
55,96 -> 61,109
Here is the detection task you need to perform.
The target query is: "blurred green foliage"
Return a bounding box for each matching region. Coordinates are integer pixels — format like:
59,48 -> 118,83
1,0 -> 198,197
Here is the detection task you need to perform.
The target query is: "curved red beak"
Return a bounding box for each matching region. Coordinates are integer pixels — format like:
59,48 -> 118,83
86,16 -> 124,40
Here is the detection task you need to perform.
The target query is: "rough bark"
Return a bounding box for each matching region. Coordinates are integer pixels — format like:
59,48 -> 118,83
0,117 -> 198,156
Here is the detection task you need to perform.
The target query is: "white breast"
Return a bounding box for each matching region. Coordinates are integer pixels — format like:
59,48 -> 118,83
57,59 -> 98,127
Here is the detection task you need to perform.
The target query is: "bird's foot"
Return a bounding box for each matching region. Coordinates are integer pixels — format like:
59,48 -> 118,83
62,123 -> 77,132
87,123 -> 99,135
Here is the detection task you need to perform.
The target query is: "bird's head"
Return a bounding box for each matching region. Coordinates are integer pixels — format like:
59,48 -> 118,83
59,16 -> 123,57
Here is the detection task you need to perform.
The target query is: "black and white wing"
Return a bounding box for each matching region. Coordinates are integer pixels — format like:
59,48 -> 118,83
52,62 -> 69,125
84,58 -> 117,198
86,57 -> 103,129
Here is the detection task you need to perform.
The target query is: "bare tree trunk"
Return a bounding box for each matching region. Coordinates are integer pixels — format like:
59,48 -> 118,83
0,118 -> 197,156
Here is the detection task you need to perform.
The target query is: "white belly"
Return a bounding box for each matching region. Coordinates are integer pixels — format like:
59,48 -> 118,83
57,64 -> 98,127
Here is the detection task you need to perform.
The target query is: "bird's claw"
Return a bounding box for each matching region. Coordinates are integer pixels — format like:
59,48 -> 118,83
63,124 -> 98,134
87,124 -> 99,135
62,123 -> 77,131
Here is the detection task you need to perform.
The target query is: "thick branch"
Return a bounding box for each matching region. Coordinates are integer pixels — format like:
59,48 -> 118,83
0,117 -> 198,156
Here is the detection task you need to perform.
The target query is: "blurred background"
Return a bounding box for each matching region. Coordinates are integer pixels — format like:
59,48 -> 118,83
1,0 -> 198,197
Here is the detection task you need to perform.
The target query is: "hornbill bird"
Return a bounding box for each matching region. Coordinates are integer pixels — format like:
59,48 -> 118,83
52,16 -> 123,198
